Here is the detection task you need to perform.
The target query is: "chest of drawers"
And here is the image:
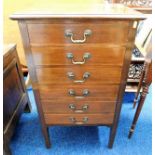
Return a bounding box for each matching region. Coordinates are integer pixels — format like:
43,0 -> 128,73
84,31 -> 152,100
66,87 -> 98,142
11,4 -> 146,148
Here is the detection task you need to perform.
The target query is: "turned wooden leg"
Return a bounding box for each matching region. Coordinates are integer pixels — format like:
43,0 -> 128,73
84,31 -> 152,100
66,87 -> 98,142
128,84 -> 149,138
133,70 -> 145,109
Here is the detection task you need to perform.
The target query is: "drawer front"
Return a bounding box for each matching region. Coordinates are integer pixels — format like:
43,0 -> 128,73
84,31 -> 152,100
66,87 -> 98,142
38,85 -> 119,101
44,113 -> 114,125
28,22 -> 129,45
31,46 -> 125,66
42,100 -> 116,113
36,66 -> 122,84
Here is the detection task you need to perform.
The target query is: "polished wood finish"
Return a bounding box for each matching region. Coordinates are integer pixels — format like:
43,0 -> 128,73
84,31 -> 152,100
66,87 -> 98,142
33,89 -> 51,148
35,66 -> 122,84
11,4 -> 146,149
44,113 -> 114,125
42,100 -> 116,113
31,46 -> 126,66
108,21 -> 138,148
27,21 -> 130,45
38,84 -> 119,101
10,4 -> 147,19
3,44 -> 31,155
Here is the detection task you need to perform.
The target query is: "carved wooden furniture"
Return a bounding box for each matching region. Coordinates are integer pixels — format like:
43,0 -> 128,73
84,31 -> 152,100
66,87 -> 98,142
111,0 -> 152,14
3,44 -> 31,155
125,47 -> 145,92
111,0 -> 151,8
10,4 -> 146,148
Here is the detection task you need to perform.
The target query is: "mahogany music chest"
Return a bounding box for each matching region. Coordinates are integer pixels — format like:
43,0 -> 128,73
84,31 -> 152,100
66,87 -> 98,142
10,4 -> 146,148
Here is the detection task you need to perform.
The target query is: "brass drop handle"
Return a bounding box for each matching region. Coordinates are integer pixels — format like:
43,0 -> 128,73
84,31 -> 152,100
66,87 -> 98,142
66,53 -> 91,65
69,104 -> 89,113
69,117 -> 88,125
68,89 -> 90,99
65,29 -> 92,43
67,72 -> 90,83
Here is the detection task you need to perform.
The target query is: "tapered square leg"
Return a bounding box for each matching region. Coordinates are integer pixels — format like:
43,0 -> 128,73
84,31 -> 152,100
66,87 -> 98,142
42,126 -> 51,148
33,90 -> 51,148
108,126 -> 116,149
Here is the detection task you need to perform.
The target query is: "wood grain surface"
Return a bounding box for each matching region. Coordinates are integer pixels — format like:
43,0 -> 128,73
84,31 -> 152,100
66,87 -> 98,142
31,46 -> 125,66
44,113 -> 114,125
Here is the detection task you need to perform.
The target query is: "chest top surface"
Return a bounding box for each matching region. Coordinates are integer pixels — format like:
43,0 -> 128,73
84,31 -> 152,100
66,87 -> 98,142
10,3 -> 147,20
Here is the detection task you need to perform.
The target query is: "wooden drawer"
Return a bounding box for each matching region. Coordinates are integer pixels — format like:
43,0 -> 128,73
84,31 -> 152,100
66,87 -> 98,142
27,21 -> 129,45
31,46 -> 125,66
38,84 -> 119,101
42,100 -> 116,114
35,66 -> 122,84
44,113 -> 114,125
